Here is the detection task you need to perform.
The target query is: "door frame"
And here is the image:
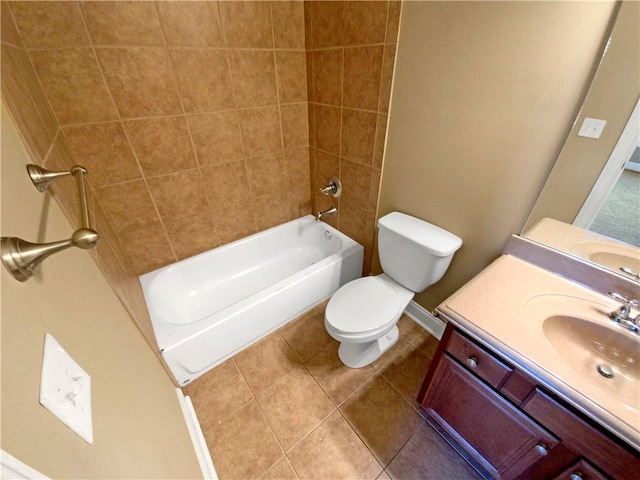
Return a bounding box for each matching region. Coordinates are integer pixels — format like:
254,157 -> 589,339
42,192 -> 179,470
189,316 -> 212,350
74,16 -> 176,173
573,98 -> 640,228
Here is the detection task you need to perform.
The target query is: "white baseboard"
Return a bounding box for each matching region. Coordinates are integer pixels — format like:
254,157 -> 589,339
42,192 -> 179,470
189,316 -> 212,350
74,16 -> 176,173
176,389 -> 218,480
1,451 -> 49,480
404,301 -> 446,340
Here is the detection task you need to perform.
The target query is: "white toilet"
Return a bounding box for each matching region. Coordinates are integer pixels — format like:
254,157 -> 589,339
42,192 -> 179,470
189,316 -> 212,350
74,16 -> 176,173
325,212 -> 462,368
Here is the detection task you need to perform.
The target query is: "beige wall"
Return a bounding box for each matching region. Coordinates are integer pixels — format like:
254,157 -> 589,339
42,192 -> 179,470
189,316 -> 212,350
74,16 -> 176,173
525,0 -> 640,229
377,0 -> 618,310
1,106 -> 202,478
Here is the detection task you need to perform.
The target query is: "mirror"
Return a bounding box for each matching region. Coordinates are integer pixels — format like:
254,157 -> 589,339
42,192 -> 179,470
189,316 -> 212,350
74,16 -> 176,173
523,1 -> 640,281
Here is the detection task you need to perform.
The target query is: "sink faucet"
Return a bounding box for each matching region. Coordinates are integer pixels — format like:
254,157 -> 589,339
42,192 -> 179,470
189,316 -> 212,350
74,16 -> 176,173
608,292 -> 639,334
620,266 -> 640,282
316,207 -> 337,222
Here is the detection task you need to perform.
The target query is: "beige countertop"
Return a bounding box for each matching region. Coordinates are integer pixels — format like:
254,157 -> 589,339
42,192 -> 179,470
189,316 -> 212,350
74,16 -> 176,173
525,218 -> 640,273
437,254 -> 640,451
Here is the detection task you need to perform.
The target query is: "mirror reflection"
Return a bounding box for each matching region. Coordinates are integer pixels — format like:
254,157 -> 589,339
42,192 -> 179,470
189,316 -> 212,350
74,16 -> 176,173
587,144 -> 639,247
523,1 -> 640,281
525,218 -> 640,280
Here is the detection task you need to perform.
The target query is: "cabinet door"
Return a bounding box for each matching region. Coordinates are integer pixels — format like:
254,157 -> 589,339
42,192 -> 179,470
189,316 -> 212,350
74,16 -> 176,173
523,388 -> 640,480
422,355 -> 558,480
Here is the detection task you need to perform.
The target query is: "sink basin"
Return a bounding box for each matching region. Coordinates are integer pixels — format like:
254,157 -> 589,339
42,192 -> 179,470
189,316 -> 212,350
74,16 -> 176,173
443,255 -> 640,448
543,314 -> 640,410
570,241 -> 640,273
523,293 -> 640,420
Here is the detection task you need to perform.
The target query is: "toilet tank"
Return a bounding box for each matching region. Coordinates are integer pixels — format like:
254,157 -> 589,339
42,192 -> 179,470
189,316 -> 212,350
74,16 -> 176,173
377,212 -> 462,292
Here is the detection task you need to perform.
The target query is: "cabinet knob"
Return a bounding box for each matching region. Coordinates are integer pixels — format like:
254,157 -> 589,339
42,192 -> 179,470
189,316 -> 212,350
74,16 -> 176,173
534,442 -> 549,456
569,473 -> 584,480
467,356 -> 478,368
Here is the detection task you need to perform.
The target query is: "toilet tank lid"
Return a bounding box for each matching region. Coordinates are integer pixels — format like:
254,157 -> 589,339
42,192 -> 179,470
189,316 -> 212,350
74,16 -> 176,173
378,212 -> 463,256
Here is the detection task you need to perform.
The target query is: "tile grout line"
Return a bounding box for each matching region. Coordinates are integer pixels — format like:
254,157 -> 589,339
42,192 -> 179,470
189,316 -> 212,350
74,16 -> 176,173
215,0 -> 253,238
223,322 -> 352,476
136,0 -> 193,263
154,2 -> 225,253
231,336 -> 324,479
191,312 -> 432,479
55,100 -> 310,128
269,1 -> 294,225
21,43 -> 396,54
5,3 -> 63,157
75,1 -> 180,267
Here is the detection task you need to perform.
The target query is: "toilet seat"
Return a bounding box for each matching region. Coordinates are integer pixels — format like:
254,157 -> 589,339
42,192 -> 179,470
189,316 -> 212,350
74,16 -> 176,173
326,276 -> 405,335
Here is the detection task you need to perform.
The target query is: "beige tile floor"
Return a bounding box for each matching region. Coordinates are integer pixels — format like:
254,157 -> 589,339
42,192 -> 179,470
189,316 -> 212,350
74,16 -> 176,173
184,300 -> 481,480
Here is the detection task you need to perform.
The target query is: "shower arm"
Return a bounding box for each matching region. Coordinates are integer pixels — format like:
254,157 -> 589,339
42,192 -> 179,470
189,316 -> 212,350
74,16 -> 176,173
1,164 -> 100,282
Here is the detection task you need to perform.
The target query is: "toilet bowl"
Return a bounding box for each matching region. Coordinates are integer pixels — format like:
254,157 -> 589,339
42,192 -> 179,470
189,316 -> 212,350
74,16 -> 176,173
325,212 -> 462,368
325,274 -> 414,368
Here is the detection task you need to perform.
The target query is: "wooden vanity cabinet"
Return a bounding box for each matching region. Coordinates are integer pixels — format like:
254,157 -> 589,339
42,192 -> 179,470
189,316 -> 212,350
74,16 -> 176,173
423,354 -> 559,479
418,323 -> 640,480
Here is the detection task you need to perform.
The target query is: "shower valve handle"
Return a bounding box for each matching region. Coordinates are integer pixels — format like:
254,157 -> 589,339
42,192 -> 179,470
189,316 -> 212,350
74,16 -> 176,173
319,176 -> 342,198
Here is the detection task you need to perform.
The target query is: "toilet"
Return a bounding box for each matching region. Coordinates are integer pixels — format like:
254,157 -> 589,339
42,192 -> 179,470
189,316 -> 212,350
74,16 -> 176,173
325,212 -> 462,368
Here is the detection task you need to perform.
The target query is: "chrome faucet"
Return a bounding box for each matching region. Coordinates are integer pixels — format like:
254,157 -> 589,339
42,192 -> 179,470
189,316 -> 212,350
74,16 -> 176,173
608,292 -> 639,334
316,207 -> 337,222
620,266 -> 640,282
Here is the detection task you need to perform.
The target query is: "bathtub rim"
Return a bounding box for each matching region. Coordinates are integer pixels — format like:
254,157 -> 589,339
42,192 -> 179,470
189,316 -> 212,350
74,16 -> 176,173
139,215 -> 362,353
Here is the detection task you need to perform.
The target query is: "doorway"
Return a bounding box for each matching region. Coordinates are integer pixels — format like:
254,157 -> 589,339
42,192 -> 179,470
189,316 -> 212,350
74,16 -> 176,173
574,99 -> 640,247
589,145 -> 640,246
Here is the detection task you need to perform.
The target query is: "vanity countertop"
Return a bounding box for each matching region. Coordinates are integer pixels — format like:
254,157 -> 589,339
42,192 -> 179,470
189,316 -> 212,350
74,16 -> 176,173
525,218 -> 640,273
437,254 -> 640,451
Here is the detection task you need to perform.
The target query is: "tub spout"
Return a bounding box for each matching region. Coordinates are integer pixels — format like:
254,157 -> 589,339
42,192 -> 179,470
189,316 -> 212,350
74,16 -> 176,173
316,207 -> 337,222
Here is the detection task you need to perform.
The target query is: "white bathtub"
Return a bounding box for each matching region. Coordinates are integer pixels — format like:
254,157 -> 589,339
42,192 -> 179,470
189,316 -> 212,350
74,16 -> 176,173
140,215 -> 363,385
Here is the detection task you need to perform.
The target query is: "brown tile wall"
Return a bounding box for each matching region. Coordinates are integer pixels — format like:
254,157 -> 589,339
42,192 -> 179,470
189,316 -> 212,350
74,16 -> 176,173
306,1 -> 400,272
1,1 -> 400,354
1,0 -> 158,349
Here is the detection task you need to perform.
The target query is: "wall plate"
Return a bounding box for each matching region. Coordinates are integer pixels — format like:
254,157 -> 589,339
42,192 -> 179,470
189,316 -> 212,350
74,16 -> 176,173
577,117 -> 607,139
39,334 -> 93,444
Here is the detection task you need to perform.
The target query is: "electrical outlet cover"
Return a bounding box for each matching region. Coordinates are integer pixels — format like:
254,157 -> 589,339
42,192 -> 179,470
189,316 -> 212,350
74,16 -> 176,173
39,334 -> 93,444
577,117 -> 607,139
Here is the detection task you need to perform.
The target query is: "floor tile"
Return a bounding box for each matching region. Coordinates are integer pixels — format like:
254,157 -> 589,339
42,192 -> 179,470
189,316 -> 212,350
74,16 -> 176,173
399,315 -> 434,347
207,400 -> 283,480
305,342 -> 376,406
380,336 -> 436,407
235,332 -> 302,395
370,316 -> 418,371
280,300 -> 335,362
386,421 -> 482,480
410,327 -> 440,359
288,411 -> 382,480
258,367 -> 335,451
370,335 -> 412,371
341,375 -> 423,466
260,457 -> 299,480
185,305 -> 482,480
183,358 -> 253,426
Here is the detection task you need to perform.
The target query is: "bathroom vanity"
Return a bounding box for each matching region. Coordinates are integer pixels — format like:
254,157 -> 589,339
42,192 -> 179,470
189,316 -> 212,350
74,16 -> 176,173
417,252 -> 640,480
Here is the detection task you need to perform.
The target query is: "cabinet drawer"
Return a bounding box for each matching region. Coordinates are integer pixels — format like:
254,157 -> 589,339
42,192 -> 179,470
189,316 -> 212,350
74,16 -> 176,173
446,329 -> 512,388
523,388 -> 640,480
553,459 -> 607,480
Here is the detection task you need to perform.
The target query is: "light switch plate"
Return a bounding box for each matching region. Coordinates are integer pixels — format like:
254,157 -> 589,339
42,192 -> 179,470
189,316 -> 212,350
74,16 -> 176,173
40,334 -> 93,444
577,117 -> 607,139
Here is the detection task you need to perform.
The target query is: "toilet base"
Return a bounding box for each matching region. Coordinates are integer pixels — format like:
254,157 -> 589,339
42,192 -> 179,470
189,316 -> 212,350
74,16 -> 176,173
337,326 -> 399,368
